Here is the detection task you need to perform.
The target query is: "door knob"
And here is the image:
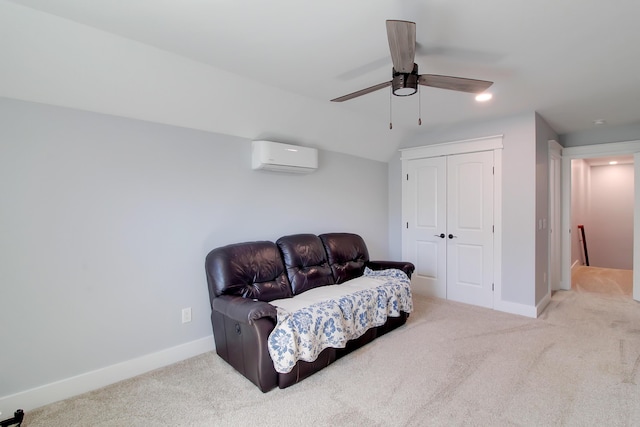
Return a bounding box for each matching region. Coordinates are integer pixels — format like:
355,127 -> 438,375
448,234 -> 458,239
434,233 -> 445,239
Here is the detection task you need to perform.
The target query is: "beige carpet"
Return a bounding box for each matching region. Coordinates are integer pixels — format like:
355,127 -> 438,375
25,290 -> 640,426
572,265 -> 633,297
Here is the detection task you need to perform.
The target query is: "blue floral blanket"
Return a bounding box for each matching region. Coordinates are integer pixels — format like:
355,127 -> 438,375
267,268 -> 413,374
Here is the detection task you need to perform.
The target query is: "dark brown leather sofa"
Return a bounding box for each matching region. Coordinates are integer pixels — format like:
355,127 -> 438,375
205,232 -> 414,392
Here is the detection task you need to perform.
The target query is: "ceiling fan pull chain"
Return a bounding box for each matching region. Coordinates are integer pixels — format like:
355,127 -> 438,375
389,87 -> 393,129
418,85 -> 422,126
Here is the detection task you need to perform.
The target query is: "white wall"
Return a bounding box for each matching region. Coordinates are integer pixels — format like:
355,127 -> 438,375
389,112 -> 539,308
0,97 -> 390,407
588,163 -> 634,269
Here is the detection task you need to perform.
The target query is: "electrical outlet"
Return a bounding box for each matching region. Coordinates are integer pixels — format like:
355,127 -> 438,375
182,307 -> 192,324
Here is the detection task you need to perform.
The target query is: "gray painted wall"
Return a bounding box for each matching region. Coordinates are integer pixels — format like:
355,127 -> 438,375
388,112 -> 541,307
387,154 -> 403,261
560,122 -> 640,147
0,97 -> 390,398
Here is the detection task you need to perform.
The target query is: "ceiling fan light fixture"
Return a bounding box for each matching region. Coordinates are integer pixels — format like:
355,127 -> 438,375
392,73 -> 418,96
475,92 -> 493,102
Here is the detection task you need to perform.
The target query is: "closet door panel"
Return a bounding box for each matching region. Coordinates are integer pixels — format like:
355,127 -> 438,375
403,157 -> 447,298
446,151 -> 494,308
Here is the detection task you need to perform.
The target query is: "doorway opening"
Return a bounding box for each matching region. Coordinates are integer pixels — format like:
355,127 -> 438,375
570,155 -> 634,298
560,140 -> 640,302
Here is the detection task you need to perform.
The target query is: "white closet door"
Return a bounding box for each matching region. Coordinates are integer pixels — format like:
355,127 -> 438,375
403,150 -> 494,308
446,151 -> 494,308
403,156 -> 447,298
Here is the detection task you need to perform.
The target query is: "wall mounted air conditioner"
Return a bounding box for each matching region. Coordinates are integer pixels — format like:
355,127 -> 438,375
251,140 -> 318,173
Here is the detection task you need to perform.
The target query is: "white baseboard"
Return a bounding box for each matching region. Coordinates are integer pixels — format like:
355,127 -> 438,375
495,292 -> 551,318
494,298 -> 537,318
0,335 -> 215,413
536,292 -> 552,317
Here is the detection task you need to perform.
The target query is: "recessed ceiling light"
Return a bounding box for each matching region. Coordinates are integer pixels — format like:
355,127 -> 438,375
609,161 -> 618,165
475,93 -> 492,102
593,119 -> 606,125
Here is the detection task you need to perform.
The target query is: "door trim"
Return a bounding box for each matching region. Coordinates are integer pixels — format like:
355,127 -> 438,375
401,134 -> 504,160
401,135 -> 509,312
548,140 -> 563,293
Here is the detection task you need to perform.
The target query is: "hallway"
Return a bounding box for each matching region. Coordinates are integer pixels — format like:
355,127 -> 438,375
571,265 -> 633,297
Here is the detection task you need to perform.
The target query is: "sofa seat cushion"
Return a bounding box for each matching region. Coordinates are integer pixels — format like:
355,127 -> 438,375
266,268 -> 412,374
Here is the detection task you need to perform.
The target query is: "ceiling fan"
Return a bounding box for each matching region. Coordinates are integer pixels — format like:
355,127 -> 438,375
331,20 -> 493,102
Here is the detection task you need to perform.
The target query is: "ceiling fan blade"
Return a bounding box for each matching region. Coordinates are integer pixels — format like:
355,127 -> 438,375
418,74 -> 493,93
386,20 -> 416,73
330,81 -> 392,102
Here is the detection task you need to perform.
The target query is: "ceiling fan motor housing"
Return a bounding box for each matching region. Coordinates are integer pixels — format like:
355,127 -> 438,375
392,64 -> 419,96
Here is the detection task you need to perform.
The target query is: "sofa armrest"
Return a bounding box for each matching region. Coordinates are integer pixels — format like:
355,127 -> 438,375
212,295 -> 278,325
366,260 -> 415,279
210,295 -> 279,392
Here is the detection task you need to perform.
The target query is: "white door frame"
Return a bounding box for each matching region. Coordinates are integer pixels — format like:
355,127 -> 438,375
548,140 -> 563,292
560,139 -> 640,302
400,135 -> 504,309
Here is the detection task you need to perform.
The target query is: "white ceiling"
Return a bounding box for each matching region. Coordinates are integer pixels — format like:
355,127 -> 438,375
4,0 -> 640,161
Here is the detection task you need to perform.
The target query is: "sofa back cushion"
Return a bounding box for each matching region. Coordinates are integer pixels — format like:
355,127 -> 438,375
205,241 -> 292,303
319,233 -> 370,284
276,234 -> 334,295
